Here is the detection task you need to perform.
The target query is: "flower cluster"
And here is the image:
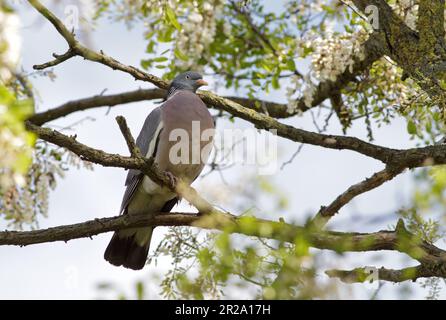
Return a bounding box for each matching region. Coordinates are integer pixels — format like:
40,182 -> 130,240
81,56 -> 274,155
311,31 -> 368,83
0,153 -> 64,228
0,10 -> 33,193
0,144 -> 95,228
391,0 -> 418,30
286,30 -> 368,113
0,10 -> 20,81
173,0 -> 225,71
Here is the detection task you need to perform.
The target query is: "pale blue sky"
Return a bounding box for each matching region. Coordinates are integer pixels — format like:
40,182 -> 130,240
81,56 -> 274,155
0,0 -> 443,299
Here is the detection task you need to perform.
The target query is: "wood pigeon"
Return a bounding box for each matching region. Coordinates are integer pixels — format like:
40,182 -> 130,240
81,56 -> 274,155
104,71 -> 214,270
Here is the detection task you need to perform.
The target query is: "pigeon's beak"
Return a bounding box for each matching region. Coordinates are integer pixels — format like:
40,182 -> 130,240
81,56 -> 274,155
196,79 -> 208,87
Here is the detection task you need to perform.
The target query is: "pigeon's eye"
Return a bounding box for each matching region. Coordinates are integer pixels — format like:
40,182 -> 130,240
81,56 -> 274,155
185,75 -> 190,79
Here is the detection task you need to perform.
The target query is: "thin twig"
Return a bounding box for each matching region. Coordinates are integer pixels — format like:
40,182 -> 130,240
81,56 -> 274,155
115,116 -> 142,158
33,49 -> 76,70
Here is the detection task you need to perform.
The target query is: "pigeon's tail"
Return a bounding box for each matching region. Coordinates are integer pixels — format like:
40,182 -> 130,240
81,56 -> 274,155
104,227 -> 153,270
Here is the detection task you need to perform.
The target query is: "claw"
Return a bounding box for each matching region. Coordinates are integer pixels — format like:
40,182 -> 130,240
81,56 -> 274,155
164,171 -> 178,189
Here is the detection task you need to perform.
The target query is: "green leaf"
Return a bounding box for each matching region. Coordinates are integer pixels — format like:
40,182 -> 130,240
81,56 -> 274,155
164,5 -> 181,31
174,48 -> 189,61
157,27 -> 175,43
153,56 -> 168,62
136,281 -> 144,300
140,59 -> 153,70
407,120 -> 417,135
286,58 -> 296,71
271,75 -> 280,89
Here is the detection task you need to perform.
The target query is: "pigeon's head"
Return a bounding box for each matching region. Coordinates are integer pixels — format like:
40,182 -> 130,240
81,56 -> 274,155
169,71 -> 208,94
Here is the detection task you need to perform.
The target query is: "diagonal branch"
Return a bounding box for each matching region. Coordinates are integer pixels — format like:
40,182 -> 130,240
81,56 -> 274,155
352,0 -> 446,103
309,165 -> 404,229
23,121 -> 446,264
25,121 -> 216,215
27,0 -> 77,48
28,0 -> 168,89
115,116 -> 142,158
28,0 -> 417,166
27,0 -> 387,129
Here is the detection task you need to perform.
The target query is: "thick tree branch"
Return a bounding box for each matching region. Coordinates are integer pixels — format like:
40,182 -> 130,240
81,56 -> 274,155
352,0 -> 446,103
318,166 -> 403,217
1,212 -> 445,272
417,0 -> 445,52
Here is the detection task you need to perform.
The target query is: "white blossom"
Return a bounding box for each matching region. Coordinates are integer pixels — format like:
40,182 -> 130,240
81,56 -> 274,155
310,31 -> 368,83
173,0 -> 225,70
0,11 -> 21,81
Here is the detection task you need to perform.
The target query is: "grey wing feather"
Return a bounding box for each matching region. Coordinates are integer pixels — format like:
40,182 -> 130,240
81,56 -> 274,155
119,107 -> 163,213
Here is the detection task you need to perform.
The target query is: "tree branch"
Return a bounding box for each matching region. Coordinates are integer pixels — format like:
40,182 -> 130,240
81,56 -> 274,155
29,0 -> 385,125
28,0 -> 421,168
25,121 -> 216,215
325,265 -> 435,283
27,0 -> 77,48
352,0 -> 446,103
28,87 -> 300,126
417,0 -> 445,52
28,88 -> 166,125
33,49 -> 76,70
27,0 -> 168,89
309,165 -> 404,228
24,120 -> 446,265
22,0 -> 446,284
115,116 -> 142,158
1,212 -> 445,272
27,0 -> 446,172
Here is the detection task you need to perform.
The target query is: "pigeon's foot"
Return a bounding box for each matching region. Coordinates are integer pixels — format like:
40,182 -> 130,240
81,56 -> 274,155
164,171 -> 178,189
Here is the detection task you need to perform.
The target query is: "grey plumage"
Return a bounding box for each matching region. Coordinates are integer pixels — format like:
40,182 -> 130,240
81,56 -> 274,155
104,71 -> 214,270
120,107 -> 162,214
